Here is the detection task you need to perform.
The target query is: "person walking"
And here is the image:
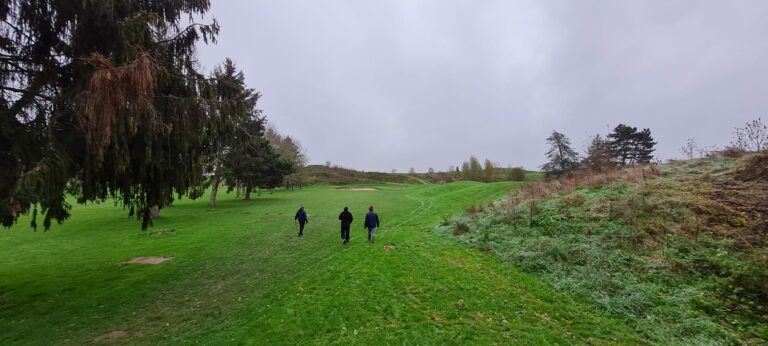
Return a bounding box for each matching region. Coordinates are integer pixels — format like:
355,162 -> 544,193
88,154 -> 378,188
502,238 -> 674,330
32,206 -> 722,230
295,205 -> 308,237
338,207 -> 353,245
363,206 -> 380,243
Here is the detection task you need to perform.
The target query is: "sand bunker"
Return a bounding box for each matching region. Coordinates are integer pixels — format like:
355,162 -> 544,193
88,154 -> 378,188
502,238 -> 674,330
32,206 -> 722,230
337,188 -> 378,192
123,256 -> 174,265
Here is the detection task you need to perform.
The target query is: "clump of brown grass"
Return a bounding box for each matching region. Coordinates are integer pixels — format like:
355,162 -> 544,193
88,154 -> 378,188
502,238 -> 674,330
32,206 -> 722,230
732,153 -> 768,182
467,204 -> 483,215
453,222 -> 471,236
713,146 -> 747,158
507,165 -> 661,208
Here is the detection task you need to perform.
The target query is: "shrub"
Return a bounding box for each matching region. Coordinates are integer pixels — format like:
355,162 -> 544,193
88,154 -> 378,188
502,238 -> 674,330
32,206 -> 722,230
714,146 -> 747,158
509,167 -> 526,181
453,222 -> 471,236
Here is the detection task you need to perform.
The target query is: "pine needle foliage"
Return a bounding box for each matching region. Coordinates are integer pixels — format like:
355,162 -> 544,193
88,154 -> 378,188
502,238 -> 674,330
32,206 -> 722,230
1,0 -> 225,229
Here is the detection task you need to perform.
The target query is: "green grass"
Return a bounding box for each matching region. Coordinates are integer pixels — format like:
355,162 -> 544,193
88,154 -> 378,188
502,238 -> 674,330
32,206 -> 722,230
1,183 -> 643,344
438,159 -> 768,344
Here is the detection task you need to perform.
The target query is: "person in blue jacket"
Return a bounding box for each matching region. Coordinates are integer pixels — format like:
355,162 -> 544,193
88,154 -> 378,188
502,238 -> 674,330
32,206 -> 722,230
363,206 -> 380,243
295,205 -> 308,237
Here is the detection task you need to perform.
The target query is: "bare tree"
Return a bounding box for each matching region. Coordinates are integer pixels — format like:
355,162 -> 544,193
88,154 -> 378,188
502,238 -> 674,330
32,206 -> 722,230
681,138 -> 699,160
732,117 -> 767,152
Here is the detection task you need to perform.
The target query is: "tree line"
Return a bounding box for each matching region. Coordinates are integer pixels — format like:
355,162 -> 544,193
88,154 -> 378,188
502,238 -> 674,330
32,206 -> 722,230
459,156 -> 526,183
542,124 -> 657,177
0,1 -> 299,229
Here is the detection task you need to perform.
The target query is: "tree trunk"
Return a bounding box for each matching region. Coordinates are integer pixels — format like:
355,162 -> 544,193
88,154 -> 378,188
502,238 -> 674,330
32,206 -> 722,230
209,176 -> 221,208
236,184 -> 241,198
244,186 -> 252,200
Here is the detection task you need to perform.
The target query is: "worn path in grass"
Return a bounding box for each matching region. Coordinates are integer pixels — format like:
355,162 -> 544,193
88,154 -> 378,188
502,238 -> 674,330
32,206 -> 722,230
0,183 -> 643,344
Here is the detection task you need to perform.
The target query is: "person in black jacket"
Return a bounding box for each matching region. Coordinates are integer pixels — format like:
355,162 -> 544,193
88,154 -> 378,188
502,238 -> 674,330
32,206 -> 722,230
363,206 -> 380,243
338,207 -> 353,245
295,205 -> 308,237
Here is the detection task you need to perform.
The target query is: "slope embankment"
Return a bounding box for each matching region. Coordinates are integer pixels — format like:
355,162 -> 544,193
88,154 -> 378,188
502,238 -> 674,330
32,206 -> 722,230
438,153 -> 768,344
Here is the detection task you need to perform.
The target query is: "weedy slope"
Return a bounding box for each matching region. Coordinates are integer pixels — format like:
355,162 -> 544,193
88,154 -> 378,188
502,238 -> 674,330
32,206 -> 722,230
438,153 -> 768,344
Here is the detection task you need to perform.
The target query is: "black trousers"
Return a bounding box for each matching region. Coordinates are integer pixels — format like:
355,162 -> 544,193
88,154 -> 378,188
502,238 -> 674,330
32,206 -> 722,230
298,221 -> 306,235
341,224 -> 350,242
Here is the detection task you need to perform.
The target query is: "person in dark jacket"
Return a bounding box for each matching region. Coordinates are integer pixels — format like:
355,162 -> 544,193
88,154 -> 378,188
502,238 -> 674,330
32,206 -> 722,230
338,207 -> 353,245
363,206 -> 380,243
295,205 -> 308,237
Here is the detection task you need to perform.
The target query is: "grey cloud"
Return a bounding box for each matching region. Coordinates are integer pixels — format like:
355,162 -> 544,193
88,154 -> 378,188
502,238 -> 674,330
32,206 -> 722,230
198,0 -> 768,172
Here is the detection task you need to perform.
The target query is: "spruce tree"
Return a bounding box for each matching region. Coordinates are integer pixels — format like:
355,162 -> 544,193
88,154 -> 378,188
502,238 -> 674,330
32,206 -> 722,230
224,112 -> 294,200
205,59 -> 255,207
1,0 -> 221,229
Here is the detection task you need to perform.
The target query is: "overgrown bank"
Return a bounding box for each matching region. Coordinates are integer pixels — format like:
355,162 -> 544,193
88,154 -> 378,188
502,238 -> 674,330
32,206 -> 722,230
437,154 -> 768,344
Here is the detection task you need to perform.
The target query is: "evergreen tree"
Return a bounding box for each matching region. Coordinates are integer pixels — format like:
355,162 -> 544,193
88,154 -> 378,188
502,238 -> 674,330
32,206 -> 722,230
541,131 -> 580,177
0,0 -> 221,229
224,113 -> 294,200
608,124 -> 636,166
633,128 -> 656,164
205,59 -> 258,207
607,124 -> 656,165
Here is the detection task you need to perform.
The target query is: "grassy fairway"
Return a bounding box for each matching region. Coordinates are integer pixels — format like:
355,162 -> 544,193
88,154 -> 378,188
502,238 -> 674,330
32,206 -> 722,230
0,183 -> 641,344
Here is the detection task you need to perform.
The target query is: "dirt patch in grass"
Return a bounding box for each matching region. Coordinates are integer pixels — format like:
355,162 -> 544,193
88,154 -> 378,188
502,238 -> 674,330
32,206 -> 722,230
93,330 -> 143,343
148,228 -> 176,238
93,330 -> 128,343
384,244 -> 396,251
337,187 -> 378,192
123,256 -> 174,265
449,259 -> 465,267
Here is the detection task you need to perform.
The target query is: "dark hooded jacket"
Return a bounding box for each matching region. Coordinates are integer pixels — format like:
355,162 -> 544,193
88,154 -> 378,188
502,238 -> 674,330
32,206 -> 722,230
295,208 -> 308,223
338,208 -> 353,226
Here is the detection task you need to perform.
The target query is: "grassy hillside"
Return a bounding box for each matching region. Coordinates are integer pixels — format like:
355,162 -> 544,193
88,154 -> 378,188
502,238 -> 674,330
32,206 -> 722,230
438,154 -> 768,344
0,182 -> 644,344
297,165 -> 541,186
297,165 -> 416,185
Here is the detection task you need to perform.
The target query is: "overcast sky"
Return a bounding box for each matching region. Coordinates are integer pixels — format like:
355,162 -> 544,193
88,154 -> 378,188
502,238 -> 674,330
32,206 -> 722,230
197,1 -> 768,172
